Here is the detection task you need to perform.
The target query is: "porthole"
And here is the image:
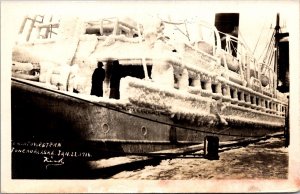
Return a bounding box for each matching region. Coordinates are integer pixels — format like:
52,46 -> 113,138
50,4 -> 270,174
102,123 -> 110,134
141,126 -> 147,136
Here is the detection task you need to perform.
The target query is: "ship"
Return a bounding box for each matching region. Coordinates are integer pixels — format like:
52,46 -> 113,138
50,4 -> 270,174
11,14 -> 289,177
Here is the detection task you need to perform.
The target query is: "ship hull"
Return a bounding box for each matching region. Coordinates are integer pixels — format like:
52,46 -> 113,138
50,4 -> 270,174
11,78 -> 284,178
11,78 -> 284,153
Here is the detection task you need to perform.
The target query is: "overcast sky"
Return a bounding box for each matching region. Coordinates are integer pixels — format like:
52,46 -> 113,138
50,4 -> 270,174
1,1 -> 297,59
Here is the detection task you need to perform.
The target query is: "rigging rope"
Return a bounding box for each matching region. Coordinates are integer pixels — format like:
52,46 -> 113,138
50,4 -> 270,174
238,30 -> 254,57
259,31 -> 275,62
253,19 -> 270,54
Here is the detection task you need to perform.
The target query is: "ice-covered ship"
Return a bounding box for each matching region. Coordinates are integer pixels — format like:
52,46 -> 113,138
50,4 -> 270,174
11,14 -> 288,160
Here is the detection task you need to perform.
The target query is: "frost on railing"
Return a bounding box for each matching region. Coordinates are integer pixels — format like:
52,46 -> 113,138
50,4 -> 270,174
17,15 -> 60,43
12,15 -> 288,121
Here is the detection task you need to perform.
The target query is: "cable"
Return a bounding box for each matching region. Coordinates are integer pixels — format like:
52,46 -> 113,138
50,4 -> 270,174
253,19 -> 269,54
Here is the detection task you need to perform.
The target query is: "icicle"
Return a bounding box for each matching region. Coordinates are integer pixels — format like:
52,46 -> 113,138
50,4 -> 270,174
208,120 -> 214,126
197,119 -> 202,126
170,113 -> 175,118
190,115 -> 195,123
178,68 -> 189,91
137,22 -> 149,80
151,59 -> 175,88
176,113 -> 181,120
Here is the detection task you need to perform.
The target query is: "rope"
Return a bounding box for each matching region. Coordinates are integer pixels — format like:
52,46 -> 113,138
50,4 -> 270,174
253,19 -> 269,53
230,41 -> 240,56
259,31 -> 275,62
238,30 -> 253,55
12,78 -> 267,138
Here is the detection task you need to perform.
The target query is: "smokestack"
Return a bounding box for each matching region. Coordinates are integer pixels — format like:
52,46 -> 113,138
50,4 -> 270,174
274,13 -> 289,93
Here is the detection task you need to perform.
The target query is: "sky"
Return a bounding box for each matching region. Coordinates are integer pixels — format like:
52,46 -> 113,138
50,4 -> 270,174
1,1 -> 298,80
2,0 -> 296,59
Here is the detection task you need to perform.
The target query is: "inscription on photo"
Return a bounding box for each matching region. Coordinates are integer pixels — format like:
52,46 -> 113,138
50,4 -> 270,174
11,140 -> 92,169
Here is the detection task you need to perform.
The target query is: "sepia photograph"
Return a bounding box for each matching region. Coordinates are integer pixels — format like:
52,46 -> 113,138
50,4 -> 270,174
1,0 -> 300,193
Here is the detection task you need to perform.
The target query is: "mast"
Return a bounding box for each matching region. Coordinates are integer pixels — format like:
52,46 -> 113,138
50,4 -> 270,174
274,13 -> 280,90
274,13 -> 290,147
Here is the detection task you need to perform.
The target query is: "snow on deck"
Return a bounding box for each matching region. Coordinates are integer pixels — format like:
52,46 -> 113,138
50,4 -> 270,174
11,16 -> 288,126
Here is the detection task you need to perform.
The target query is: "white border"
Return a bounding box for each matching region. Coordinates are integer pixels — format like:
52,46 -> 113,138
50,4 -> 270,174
1,1 -> 300,193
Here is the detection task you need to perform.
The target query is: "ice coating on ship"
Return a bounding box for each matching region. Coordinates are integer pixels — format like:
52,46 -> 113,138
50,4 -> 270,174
11,15 -> 288,150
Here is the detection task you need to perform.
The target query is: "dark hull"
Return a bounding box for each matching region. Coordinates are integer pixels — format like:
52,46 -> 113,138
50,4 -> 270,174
11,78 -> 283,178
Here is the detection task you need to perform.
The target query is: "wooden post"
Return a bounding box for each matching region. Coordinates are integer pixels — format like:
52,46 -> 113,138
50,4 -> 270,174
19,16 -> 28,34
257,97 -> 261,109
225,85 -> 230,97
45,16 -> 53,38
137,21 -> 149,80
204,136 -> 219,160
112,18 -> 119,35
191,77 -> 200,87
245,54 -> 251,87
204,78 -> 212,92
36,26 -> 41,39
233,88 -> 238,99
216,83 -> 222,94
240,91 -> 245,101
26,15 -> 38,41
244,93 -> 251,107
260,98 -> 264,111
